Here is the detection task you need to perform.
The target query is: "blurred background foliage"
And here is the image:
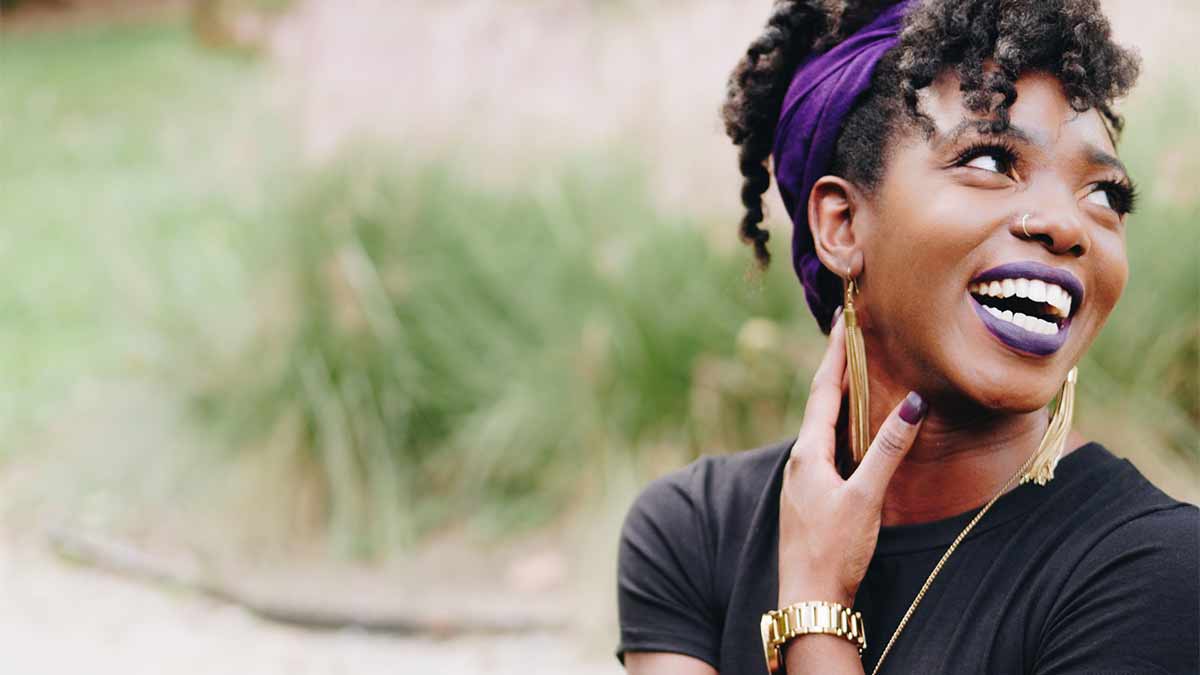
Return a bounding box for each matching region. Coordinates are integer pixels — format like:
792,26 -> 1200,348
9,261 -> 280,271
0,0 -> 1196,561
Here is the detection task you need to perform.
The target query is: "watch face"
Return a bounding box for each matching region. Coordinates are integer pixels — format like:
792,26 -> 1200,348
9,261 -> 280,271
760,613 -> 780,673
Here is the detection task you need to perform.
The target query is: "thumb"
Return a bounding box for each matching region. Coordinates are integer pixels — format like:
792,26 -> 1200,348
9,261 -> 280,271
848,391 -> 927,502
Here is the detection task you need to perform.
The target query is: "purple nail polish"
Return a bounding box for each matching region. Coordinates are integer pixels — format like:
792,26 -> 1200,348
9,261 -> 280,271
899,392 -> 927,424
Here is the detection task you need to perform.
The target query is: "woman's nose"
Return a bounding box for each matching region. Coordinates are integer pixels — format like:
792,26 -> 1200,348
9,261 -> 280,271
1012,194 -> 1090,257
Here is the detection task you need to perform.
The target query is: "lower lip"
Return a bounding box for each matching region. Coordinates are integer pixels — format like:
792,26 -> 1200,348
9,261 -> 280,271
969,295 -> 1071,356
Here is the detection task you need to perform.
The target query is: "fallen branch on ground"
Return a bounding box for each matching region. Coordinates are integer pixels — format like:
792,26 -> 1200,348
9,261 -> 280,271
47,527 -> 566,636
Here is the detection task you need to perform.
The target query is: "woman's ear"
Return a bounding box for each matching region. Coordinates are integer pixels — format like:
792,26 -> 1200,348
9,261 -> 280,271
807,176 -> 865,278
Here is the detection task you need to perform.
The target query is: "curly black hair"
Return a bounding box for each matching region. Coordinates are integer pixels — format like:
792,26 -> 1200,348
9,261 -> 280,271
722,0 -> 1140,272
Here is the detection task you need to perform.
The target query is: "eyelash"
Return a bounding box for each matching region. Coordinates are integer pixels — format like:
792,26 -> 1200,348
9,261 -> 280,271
1095,178 -> 1139,216
951,140 -> 1019,176
950,141 -> 1139,216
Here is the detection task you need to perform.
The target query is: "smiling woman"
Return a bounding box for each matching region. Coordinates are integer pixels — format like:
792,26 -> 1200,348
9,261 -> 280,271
615,1 -> 1199,674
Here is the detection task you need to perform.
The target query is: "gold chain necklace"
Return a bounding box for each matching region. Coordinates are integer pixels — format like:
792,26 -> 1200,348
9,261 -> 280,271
867,447 -> 1045,675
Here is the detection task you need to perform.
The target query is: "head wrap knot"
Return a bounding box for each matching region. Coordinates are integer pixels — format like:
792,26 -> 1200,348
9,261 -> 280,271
771,0 -> 914,332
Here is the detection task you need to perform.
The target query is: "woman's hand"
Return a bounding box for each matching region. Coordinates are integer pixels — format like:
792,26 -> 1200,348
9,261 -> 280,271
777,311 -> 928,608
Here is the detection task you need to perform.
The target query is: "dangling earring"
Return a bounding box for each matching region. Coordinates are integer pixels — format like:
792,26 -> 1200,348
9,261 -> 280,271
1021,366 -> 1078,486
843,273 -> 870,465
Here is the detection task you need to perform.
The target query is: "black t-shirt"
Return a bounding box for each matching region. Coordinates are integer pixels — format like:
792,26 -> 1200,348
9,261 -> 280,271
616,439 -> 1199,674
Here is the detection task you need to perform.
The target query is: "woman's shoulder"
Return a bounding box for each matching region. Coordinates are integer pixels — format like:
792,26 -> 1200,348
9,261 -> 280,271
1062,441 -> 1197,516
1041,441 -> 1198,588
1072,443 -> 1199,563
622,436 -> 793,532
615,437 -> 794,643
1033,444 -> 1198,672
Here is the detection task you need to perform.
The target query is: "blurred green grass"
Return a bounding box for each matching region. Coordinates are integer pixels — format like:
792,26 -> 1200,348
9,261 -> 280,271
0,20 -> 283,444
183,152 -> 818,554
1079,82 -> 1200,465
1,18 -> 1195,555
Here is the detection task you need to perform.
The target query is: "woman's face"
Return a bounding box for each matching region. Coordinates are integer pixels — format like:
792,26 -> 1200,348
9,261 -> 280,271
855,70 -> 1132,412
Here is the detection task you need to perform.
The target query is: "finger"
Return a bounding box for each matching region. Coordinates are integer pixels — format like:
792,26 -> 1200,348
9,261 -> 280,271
847,391 -> 927,502
802,310 -> 847,425
792,307 -> 849,466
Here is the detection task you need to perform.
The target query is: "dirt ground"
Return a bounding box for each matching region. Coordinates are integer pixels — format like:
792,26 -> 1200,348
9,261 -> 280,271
0,537 -> 623,675
0,375 -> 633,674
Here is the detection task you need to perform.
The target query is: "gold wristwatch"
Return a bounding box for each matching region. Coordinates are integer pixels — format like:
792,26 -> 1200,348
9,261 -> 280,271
760,601 -> 866,673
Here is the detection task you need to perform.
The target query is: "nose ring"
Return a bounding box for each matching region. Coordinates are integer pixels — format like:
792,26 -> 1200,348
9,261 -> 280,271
1020,212 -> 1032,238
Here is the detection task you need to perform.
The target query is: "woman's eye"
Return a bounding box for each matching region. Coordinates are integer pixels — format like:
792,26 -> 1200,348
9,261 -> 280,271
964,154 -> 1003,171
951,144 -> 1019,179
965,154 -> 1003,173
1084,188 -> 1113,210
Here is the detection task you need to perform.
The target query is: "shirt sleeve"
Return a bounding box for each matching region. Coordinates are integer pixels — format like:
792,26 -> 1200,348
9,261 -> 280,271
1033,504 -> 1200,675
616,462 -> 720,669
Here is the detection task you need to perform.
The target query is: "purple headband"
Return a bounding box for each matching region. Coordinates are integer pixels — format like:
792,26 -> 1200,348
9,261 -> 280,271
772,0 -> 914,332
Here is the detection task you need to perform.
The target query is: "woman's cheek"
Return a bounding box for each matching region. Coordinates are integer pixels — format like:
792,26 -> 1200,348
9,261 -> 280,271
1092,231 -> 1129,314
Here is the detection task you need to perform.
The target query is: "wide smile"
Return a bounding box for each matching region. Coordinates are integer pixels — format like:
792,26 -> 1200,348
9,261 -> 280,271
967,261 -> 1084,357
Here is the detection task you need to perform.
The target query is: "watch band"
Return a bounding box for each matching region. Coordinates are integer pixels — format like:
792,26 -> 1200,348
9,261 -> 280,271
760,601 -> 866,673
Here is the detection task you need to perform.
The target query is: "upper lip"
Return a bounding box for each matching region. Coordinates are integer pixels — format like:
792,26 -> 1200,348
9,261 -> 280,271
969,260 -> 1085,317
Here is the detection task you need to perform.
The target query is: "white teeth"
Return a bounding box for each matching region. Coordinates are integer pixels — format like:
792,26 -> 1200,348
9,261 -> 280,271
970,276 -> 1074,319
1029,279 -> 1047,303
982,307 -> 1060,335
1043,283 -> 1071,317
1056,288 -> 1070,316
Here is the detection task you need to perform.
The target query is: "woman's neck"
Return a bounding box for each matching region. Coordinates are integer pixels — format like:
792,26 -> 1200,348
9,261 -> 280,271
859,378 -> 1083,527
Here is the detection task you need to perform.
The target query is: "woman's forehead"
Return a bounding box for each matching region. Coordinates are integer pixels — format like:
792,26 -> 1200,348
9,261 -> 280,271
919,69 -> 1118,157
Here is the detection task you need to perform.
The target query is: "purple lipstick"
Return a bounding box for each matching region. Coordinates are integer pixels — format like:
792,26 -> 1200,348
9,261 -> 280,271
968,261 -> 1083,357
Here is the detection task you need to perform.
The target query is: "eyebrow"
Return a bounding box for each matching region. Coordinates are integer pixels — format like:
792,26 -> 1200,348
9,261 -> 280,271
1083,145 -> 1130,179
935,119 -> 1040,148
935,119 -> 1131,181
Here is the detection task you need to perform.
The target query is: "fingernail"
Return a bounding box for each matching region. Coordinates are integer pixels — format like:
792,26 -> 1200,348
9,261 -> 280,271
899,391 -> 927,424
832,306 -> 844,325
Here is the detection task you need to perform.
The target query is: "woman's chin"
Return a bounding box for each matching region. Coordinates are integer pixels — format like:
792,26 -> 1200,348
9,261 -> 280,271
934,356 -> 1064,415
957,380 -> 1060,415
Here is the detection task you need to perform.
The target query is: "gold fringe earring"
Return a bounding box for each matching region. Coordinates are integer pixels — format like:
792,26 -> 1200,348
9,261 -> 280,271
844,275 -> 871,465
1021,366 -> 1078,486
